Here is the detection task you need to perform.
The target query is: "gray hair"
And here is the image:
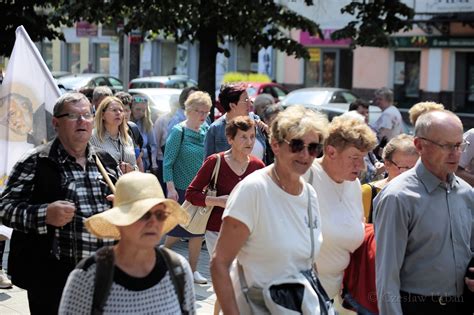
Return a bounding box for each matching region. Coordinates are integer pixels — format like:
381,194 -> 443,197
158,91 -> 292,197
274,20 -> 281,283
414,109 -> 461,137
262,104 -> 283,123
374,87 -> 393,103
53,92 -> 90,117
92,86 -> 113,103
253,94 -> 275,117
382,134 -> 418,161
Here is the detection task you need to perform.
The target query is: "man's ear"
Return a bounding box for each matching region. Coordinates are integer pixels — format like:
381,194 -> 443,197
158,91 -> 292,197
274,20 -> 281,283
228,102 -> 236,111
52,117 -> 59,131
325,145 -> 337,159
414,137 -> 423,153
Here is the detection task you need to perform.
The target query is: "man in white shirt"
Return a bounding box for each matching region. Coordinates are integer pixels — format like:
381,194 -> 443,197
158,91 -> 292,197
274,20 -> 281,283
456,128 -> 474,186
371,87 -> 403,141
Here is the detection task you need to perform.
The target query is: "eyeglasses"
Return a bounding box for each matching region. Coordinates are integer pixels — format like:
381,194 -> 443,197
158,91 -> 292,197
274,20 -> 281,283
283,139 -> 322,157
194,109 -> 210,116
55,112 -> 94,121
419,137 -> 469,152
139,210 -> 169,222
105,107 -> 124,114
389,160 -> 414,172
133,96 -> 147,103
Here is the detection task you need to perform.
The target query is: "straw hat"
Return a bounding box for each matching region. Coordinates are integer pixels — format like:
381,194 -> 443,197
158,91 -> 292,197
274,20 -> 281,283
85,172 -> 189,240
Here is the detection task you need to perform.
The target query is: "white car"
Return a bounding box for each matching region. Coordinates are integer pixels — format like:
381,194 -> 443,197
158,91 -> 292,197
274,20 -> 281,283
128,88 -> 182,122
129,75 -> 197,89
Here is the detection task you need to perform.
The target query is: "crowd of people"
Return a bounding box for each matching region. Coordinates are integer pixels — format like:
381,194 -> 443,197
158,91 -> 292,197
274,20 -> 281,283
0,83 -> 473,315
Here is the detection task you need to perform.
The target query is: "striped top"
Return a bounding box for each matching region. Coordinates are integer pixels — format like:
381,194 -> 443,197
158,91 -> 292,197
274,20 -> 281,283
90,129 -> 137,168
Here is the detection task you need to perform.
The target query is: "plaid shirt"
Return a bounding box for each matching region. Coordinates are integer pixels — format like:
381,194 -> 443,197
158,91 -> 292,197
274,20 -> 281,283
0,139 -> 119,264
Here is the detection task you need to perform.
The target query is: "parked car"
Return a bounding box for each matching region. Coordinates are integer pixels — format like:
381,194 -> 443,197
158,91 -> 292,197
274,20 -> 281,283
245,82 -> 289,103
128,88 -> 182,122
51,71 -> 71,80
281,88 -> 413,133
57,73 -> 123,93
281,87 -> 359,107
129,75 -> 197,89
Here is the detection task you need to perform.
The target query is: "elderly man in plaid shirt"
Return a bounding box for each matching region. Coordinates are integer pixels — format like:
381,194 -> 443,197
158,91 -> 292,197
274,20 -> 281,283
0,92 -> 120,314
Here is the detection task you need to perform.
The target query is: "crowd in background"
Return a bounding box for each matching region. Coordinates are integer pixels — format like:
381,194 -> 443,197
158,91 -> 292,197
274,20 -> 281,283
0,82 -> 473,315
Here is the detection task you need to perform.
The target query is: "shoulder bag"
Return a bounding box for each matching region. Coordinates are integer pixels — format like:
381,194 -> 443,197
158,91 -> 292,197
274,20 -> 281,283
180,154 -> 221,234
237,183 -> 335,315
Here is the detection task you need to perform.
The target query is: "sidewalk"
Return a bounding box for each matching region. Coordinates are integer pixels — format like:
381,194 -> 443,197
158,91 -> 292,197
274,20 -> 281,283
0,240 -> 216,314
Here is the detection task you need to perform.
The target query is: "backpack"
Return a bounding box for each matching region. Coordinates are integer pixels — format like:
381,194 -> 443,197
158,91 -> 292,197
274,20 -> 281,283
76,246 -> 188,315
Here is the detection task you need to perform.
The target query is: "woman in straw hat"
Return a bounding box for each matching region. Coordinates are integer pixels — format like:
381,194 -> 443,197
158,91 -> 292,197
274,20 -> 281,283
59,172 -> 196,314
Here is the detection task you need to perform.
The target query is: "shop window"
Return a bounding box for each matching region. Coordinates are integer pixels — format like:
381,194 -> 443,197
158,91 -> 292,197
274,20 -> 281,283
305,49 -> 352,88
162,42 -> 177,75
454,52 -> 474,112
393,51 -> 420,107
95,43 -> 110,74
39,42 -> 53,70
66,43 -> 80,74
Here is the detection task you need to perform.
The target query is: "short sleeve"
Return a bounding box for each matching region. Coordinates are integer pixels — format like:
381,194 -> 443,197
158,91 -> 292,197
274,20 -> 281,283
222,176 -> 261,233
459,130 -> 474,169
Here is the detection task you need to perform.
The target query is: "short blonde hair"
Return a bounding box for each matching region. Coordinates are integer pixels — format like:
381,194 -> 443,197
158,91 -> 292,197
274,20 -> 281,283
325,116 -> 377,152
184,91 -> 212,115
94,96 -> 131,144
409,101 -> 444,125
270,105 -> 328,144
382,134 -> 418,161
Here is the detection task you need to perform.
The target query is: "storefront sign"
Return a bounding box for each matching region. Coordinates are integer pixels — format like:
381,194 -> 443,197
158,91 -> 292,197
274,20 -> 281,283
415,0 -> 474,13
300,30 -> 351,47
76,21 -> 98,37
308,47 -> 321,62
391,36 -> 474,48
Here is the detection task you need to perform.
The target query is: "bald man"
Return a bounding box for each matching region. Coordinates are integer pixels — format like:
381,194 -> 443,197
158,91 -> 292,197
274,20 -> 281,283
374,110 -> 474,315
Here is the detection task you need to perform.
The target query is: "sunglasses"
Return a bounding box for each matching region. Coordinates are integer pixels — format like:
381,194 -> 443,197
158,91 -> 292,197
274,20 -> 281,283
139,210 -> 169,222
283,139 -> 322,157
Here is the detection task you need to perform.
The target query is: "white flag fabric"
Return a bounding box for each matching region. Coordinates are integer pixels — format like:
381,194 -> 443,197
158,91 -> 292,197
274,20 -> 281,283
0,25 -> 61,191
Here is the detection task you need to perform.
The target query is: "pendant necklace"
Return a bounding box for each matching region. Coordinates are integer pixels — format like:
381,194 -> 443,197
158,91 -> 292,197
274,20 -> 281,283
272,166 -> 287,192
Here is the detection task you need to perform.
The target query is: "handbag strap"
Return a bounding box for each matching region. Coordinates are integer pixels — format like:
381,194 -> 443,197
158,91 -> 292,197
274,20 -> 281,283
306,183 -> 315,265
209,154 -> 221,190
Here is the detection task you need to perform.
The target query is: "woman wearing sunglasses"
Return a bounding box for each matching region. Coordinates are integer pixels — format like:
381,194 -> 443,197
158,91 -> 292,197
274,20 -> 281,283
211,105 -> 328,314
59,172 -> 196,314
90,96 -> 138,173
305,116 -> 377,308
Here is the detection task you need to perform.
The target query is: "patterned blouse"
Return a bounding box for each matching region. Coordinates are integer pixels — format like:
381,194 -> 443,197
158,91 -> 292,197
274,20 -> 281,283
163,122 -> 209,190
90,129 -> 137,169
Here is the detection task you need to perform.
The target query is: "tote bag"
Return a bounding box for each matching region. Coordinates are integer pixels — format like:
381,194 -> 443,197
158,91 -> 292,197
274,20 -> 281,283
180,154 -> 221,234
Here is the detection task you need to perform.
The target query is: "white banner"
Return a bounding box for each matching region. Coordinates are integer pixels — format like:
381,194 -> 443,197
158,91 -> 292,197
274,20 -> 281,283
414,0 -> 474,13
0,25 -> 60,191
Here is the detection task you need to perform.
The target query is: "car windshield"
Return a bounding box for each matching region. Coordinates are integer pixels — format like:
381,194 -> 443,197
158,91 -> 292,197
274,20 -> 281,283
246,87 -> 258,97
283,91 -> 330,106
57,76 -> 90,89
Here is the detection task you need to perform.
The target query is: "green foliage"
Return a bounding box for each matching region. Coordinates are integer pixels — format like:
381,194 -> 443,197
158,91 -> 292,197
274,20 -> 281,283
331,0 -> 414,48
223,72 -> 271,83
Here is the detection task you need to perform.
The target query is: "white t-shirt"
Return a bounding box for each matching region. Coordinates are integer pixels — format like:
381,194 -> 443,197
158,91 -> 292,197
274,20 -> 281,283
371,105 -> 403,141
459,128 -> 474,171
306,160 -> 365,299
223,166 -> 323,313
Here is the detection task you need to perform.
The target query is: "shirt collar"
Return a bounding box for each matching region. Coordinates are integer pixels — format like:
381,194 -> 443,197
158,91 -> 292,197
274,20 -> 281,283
415,159 -> 459,193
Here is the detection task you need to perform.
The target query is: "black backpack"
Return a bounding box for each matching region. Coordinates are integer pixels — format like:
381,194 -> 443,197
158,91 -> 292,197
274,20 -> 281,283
76,246 -> 188,315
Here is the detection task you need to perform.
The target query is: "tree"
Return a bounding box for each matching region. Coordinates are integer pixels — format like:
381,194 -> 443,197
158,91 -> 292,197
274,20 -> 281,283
1,1 -> 414,108
52,0 -> 322,106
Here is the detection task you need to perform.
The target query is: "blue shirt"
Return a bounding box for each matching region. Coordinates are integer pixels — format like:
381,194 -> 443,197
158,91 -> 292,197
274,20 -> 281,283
203,112 -> 266,160
374,159 -> 474,314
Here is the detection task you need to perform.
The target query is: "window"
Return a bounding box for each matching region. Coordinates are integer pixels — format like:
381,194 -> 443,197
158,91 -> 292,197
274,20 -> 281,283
95,43 -> 110,74
66,43 -> 80,74
393,51 -> 420,107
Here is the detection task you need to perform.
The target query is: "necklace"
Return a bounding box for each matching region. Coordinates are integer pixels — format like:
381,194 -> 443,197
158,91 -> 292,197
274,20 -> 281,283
228,151 -> 249,174
272,166 -> 287,191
